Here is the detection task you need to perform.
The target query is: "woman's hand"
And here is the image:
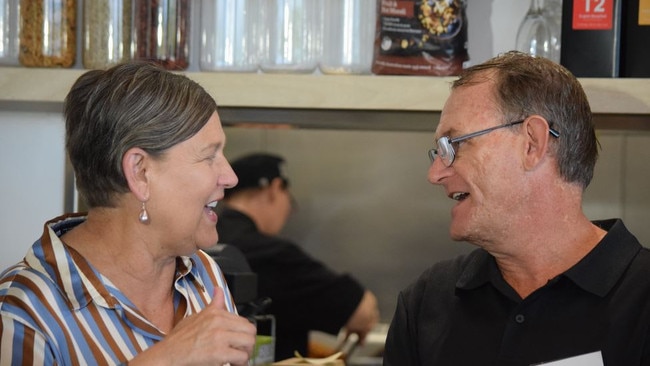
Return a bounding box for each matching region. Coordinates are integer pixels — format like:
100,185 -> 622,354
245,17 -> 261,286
129,288 -> 257,366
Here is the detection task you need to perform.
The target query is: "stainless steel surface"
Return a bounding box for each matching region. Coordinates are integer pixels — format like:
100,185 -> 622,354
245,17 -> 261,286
223,127 -> 474,322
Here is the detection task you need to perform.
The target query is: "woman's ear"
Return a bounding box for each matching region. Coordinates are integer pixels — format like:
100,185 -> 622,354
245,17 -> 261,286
523,115 -> 552,171
123,147 -> 150,202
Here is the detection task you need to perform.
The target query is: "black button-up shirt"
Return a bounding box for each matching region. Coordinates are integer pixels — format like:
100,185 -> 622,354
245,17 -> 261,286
384,219 -> 650,366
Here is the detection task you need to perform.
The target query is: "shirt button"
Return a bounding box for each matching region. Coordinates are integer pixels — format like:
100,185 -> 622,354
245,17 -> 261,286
515,314 -> 525,323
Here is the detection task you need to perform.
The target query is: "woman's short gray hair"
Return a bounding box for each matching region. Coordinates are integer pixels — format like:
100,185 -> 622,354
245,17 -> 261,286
64,62 -> 218,208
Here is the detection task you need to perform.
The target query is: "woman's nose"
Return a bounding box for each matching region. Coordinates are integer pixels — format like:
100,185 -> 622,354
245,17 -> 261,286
220,160 -> 238,189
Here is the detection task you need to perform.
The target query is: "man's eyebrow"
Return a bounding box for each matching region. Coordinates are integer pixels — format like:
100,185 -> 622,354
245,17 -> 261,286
435,126 -> 458,138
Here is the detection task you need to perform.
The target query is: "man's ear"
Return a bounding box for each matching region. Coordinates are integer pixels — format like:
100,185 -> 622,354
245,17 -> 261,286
123,147 -> 150,202
266,177 -> 286,201
523,115 -> 552,171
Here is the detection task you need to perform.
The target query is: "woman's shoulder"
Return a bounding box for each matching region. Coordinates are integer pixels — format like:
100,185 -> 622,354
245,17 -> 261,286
0,259 -> 69,326
0,258 -> 60,296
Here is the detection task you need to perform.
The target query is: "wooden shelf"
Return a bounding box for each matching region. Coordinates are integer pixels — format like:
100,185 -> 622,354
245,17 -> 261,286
1,67 -> 648,131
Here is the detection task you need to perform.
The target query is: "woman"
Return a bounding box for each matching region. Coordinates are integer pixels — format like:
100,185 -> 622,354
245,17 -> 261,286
0,62 -> 256,365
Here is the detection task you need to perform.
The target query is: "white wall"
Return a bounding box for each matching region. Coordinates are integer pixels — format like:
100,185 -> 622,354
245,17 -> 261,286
0,111 -> 66,270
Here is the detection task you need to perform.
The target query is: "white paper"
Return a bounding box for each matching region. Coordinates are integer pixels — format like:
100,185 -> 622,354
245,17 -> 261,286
536,351 -> 604,366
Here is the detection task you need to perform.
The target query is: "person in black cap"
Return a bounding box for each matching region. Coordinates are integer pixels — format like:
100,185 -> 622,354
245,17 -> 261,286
216,152 -> 379,361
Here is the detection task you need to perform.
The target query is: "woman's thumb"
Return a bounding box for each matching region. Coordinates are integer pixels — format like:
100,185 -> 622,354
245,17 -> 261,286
211,286 -> 226,309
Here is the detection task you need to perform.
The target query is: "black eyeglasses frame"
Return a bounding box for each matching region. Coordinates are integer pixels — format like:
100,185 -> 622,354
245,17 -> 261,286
428,119 -> 560,167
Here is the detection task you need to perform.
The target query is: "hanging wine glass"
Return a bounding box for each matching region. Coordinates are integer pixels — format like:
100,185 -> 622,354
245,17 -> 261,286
515,0 -> 552,59
542,0 -> 562,63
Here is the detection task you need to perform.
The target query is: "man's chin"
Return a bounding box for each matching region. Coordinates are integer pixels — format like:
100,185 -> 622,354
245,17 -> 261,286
449,226 -> 471,243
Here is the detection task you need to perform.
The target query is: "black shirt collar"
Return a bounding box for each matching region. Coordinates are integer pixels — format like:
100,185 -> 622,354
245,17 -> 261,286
456,219 -> 641,298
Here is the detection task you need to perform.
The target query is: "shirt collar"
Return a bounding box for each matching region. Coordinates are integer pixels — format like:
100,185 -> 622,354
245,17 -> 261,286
456,219 -> 641,298
28,214 -> 201,310
456,248 -> 496,290
564,219 -> 641,297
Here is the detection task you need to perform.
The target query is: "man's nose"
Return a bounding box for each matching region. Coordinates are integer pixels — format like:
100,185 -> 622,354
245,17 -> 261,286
427,157 -> 450,185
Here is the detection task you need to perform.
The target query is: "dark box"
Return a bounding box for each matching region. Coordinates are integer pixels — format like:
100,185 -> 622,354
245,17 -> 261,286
620,0 -> 650,77
561,0 -> 623,77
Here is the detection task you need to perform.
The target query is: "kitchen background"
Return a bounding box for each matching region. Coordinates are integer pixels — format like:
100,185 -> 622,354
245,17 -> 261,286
1,0 -> 649,327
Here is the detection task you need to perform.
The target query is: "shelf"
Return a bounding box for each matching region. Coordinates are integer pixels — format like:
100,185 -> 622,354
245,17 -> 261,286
1,67 -> 649,131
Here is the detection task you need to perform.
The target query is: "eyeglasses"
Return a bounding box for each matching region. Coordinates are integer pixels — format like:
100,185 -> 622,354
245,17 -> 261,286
428,120 -> 560,167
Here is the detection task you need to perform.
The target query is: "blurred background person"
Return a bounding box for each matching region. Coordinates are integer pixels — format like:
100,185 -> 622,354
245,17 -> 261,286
0,62 -> 256,365
217,152 -> 379,360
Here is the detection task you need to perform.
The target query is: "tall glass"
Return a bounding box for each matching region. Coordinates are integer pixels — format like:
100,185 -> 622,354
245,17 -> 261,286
200,0 -> 260,72
0,0 -> 20,66
83,0 -> 132,69
259,0 -> 321,74
19,0 -> 76,67
320,0 -> 376,75
542,0 -> 562,63
132,0 -> 190,70
515,0 -> 552,59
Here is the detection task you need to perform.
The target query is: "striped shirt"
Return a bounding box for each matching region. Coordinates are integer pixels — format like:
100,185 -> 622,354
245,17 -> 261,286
0,214 -> 236,365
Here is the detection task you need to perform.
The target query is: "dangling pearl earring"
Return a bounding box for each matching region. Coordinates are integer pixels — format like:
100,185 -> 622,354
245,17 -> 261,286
139,201 -> 150,224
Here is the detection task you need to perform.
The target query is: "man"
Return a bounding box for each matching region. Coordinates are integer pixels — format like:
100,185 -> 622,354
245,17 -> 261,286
217,153 -> 379,361
383,51 -> 650,365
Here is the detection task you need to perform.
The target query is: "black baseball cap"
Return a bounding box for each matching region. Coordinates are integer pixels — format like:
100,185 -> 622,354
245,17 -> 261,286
226,153 -> 289,197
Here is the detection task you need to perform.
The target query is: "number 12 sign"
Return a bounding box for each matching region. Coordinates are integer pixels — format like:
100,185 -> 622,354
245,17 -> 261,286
572,0 -> 615,30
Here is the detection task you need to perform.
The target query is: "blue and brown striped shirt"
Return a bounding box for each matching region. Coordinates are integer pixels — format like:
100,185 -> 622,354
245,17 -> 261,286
0,214 -> 236,365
